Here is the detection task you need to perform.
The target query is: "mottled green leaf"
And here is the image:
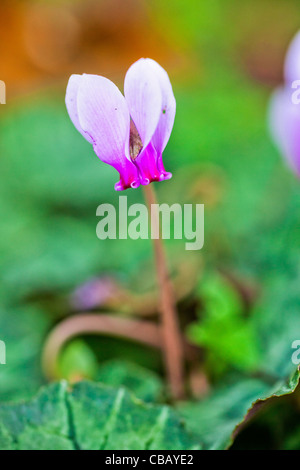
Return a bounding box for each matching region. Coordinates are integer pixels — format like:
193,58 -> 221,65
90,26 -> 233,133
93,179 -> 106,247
0,381 -> 201,450
0,382 -> 74,450
179,367 -> 300,450
96,360 -> 163,403
69,381 -> 200,450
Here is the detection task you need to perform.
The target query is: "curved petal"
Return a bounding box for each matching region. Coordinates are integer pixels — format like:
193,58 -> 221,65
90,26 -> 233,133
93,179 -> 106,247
125,59 -> 175,185
146,59 -> 176,156
124,58 -> 163,152
269,87 -> 300,176
77,74 -> 140,190
65,74 -> 93,144
284,31 -> 300,84
77,74 -> 130,164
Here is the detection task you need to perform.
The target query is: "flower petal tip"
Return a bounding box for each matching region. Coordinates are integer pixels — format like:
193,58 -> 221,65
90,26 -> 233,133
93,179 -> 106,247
114,178 -> 141,191
130,180 -> 141,189
140,177 -> 150,186
160,171 -> 172,181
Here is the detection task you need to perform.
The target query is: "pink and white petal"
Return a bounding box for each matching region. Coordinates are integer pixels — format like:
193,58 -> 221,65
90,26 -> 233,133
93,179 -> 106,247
65,74 -> 93,144
269,87 -> 300,176
284,31 -> 300,84
77,74 -> 131,166
146,59 -> 176,156
124,59 -> 162,150
77,74 -> 140,190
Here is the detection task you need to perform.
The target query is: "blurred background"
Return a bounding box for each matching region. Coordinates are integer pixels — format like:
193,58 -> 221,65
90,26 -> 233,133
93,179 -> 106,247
1,0 -> 300,450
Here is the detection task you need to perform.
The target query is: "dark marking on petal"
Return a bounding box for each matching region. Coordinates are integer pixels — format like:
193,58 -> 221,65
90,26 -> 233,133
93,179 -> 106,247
129,120 -> 143,159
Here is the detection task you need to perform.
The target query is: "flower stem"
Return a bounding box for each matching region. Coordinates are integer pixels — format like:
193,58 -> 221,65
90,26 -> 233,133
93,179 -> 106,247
42,314 -> 162,380
143,184 -> 185,400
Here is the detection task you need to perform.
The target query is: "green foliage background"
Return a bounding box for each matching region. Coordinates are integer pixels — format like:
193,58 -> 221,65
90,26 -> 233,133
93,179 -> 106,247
1,0 -> 300,450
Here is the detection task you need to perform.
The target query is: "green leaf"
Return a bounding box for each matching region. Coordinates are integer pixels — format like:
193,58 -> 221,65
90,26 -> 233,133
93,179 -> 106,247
179,367 -> 300,450
252,274 -> 300,379
58,340 -> 98,382
0,304 -> 50,402
96,360 -> 163,403
187,275 -> 262,373
70,381 -> 200,450
0,381 -> 201,450
0,382 -> 74,450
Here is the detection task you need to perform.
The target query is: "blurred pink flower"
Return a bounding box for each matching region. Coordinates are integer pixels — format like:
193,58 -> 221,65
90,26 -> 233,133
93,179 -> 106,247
70,277 -> 119,310
66,58 -> 176,190
269,32 -> 300,176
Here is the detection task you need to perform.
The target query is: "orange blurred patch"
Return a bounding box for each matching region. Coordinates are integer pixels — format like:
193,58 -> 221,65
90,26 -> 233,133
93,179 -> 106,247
0,0 -> 186,98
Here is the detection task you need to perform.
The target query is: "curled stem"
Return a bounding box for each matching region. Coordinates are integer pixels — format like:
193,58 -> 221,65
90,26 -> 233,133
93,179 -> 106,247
143,184 -> 185,400
42,314 -> 162,380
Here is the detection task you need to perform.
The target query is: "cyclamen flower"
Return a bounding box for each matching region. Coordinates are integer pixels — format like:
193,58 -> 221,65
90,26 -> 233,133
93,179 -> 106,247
66,59 -> 176,190
269,32 -> 300,176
